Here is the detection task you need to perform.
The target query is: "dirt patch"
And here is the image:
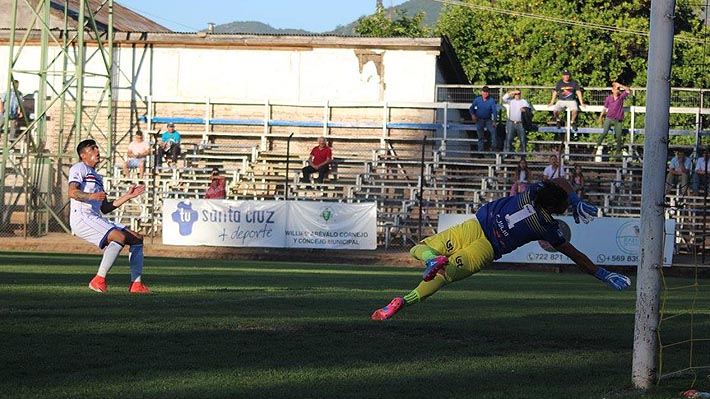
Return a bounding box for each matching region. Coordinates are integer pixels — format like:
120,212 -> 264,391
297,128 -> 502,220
1,233 -> 707,278
0,232 -> 417,267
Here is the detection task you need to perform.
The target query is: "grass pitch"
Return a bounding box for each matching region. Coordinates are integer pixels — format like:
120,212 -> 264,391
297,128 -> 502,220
0,251 -> 707,399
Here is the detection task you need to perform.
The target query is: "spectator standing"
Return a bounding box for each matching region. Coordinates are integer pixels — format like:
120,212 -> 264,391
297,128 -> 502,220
509,157 -> 530,196
205,167 -> 227,199
122,130 -> 150,179
692,148 -> 710,195
596,82 -> 630,158
301,136 -> 332,184
469,86 -> 499,151
549,70 -> 585,140
0,79 -> 24,139
666,150 -> 691,194
543,154 -> 566,181
571,164 -> 586,199
502,89 -> 533,153
157,122 -> 181,168
68,139 -> 151,294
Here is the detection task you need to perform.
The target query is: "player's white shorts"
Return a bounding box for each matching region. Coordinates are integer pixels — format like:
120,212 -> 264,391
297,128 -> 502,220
71,209 -> 126,248
553,99 -> 579,112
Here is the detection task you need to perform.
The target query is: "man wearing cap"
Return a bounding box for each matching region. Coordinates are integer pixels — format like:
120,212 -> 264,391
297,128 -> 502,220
469,86 -> 499,151
157,122 -> 181,168
502,89 -> 533,153
549,70 -> 585,139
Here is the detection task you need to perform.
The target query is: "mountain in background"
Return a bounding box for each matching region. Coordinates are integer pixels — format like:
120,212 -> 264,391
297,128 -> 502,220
213,0 -> 443,35
213,21 -> 311,35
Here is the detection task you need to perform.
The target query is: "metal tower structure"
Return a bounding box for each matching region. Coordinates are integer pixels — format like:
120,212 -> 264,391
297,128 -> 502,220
1,0 -> 115,237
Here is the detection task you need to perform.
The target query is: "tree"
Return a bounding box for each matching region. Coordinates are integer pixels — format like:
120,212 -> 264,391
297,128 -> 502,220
434,0 -> 705,89
356,3 -> 430,37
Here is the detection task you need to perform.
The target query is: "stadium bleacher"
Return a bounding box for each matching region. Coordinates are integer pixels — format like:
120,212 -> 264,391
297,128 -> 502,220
96,91 -> 710,253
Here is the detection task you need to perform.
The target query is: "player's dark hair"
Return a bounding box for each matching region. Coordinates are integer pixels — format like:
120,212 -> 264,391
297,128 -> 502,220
76,139 -> 97,157
534,182 -> 568,212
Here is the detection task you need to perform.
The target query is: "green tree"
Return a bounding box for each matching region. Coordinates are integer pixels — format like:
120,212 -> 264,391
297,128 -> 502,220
356,3 -> 430,37
434,0 -> 705,89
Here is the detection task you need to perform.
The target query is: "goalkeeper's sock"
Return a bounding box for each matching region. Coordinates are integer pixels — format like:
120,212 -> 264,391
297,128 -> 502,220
410,244 -> 438,262
403,290 -> 420,305
98,241 -> 123,277
404,274 -> 448,305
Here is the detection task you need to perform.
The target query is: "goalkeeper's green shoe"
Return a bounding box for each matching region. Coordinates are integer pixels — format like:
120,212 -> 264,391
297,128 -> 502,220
371,297 -> 405,321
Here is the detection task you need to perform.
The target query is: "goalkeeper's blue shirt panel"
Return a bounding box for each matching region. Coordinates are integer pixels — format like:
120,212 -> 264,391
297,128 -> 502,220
475,182 -> 566,259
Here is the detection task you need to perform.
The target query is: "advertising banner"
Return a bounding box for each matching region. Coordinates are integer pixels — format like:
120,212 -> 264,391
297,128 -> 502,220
286,202 -> 377,249
162,199 -> 287,247
162,200 -> 377,250
438,214 -> 676,267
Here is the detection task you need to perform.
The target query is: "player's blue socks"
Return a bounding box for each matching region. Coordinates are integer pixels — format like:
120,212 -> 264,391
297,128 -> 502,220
98,241 -> 123,277
129,244 -> 144,282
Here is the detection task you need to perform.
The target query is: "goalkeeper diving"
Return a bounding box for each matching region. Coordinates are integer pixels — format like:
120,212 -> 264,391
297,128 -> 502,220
372,178 -> 631,321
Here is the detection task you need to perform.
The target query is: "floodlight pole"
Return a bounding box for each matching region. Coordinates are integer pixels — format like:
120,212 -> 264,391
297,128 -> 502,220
632,0 -> 675,389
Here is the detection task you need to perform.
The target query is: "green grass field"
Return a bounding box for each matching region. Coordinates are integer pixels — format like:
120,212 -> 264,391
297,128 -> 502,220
1,251 -> 707,399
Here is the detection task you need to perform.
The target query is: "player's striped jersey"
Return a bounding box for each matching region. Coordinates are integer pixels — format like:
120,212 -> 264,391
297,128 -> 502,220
68,161 -> 104,216
475,182 -> 565,259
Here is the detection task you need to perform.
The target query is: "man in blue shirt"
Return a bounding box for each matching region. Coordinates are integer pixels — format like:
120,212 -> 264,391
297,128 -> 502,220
372,178 -> 631,321
157,122 -> 181,167
469,86 -> 499,151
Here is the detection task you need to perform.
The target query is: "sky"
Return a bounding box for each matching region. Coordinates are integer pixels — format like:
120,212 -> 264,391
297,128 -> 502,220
117,0 -> 409,33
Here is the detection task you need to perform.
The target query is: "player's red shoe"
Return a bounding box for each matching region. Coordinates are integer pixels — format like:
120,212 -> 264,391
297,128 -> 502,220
128,281 -> 152,294
371,297 -> 405,321
88,275 -> 107,293
422,255 -> 448,281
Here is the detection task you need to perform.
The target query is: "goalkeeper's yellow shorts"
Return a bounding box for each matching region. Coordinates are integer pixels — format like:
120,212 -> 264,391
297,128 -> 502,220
421,218 -> 494,282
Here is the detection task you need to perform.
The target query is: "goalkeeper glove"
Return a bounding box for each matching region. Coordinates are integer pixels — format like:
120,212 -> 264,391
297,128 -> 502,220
594,267 -> 632,291
568,192 -> 598,224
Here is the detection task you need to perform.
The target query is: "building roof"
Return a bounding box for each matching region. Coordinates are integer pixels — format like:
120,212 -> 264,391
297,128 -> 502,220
0,0 -> 170,32
0,1 -> 469,84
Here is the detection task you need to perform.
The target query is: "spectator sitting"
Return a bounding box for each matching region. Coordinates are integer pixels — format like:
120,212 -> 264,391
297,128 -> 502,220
301,136 -> 332,184
665,150 -> 691,195
509,157 -> 530,196
692,147 -> 710,195
205,167 -> 226,199
157,122 -> 181,168
543,154 -> 566,181
122,130 -> 150,179
571,164 -> 586,199
549,70 -> 586,141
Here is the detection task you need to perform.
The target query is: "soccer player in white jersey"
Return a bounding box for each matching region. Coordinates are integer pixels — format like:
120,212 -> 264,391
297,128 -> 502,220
68,139 -> 151,293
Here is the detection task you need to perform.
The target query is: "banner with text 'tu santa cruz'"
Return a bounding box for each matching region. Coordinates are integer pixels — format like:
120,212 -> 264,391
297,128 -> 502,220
162,199 -> 377,250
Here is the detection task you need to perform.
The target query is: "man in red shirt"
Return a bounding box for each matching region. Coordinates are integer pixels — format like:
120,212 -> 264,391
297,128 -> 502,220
301,137 -> 332,183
